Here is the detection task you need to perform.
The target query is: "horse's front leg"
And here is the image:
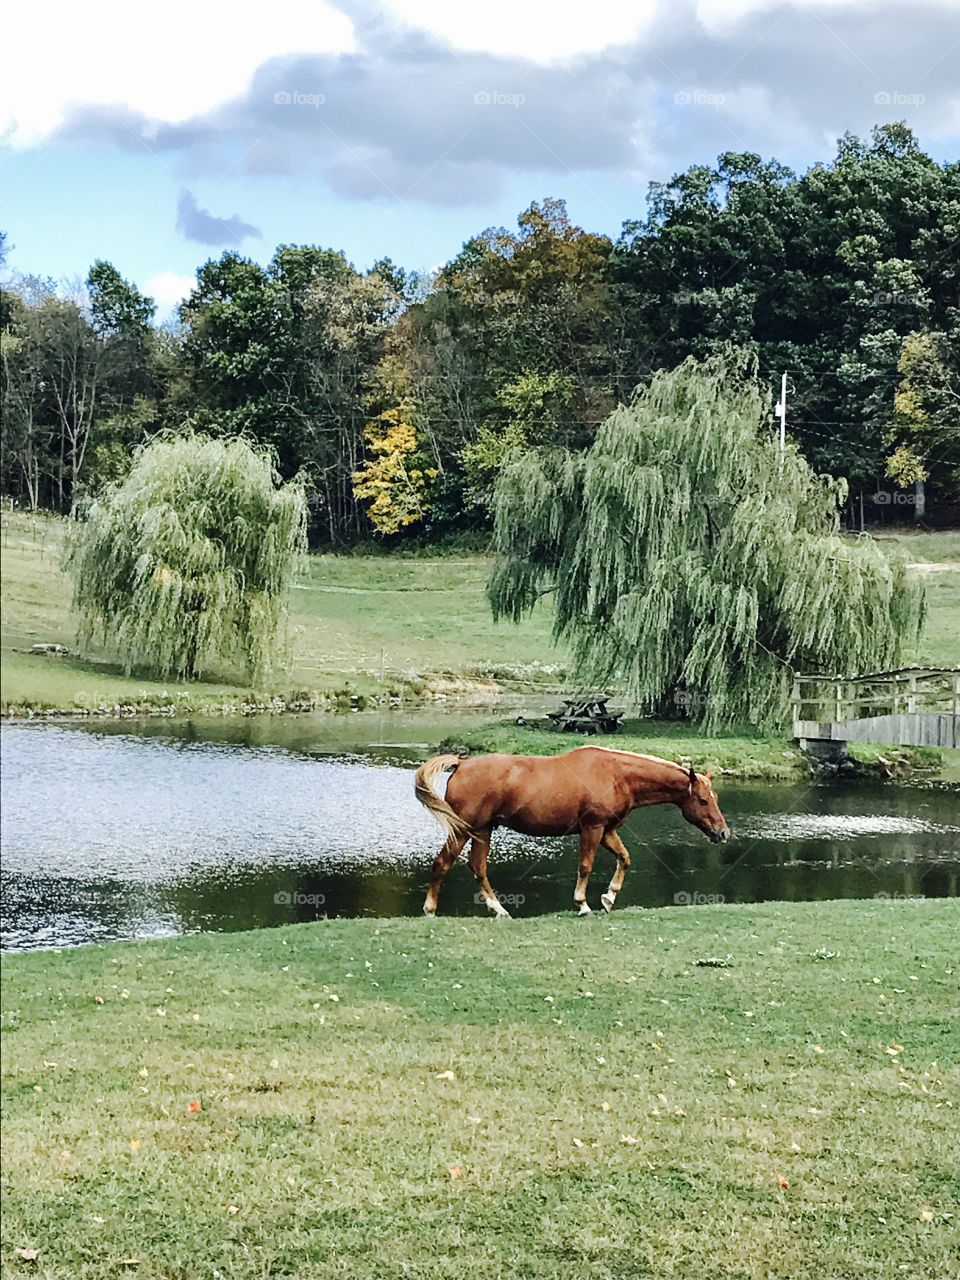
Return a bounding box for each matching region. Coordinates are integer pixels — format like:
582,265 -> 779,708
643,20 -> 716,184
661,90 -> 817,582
600,828 -> 631,912
574,825 -> 603,916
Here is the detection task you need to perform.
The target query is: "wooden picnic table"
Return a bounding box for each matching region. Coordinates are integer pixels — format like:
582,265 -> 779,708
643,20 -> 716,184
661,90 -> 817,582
546,695 -> 624,734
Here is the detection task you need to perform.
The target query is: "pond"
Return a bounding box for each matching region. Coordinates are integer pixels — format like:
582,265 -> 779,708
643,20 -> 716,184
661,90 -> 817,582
2,713 -> 958,951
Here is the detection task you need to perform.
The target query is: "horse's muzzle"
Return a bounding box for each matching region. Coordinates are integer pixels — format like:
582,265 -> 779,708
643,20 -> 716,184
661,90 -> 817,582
711,826 -> 732,844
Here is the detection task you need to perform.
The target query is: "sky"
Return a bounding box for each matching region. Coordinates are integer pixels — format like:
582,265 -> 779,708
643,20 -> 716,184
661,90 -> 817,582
2,0 -> 958,316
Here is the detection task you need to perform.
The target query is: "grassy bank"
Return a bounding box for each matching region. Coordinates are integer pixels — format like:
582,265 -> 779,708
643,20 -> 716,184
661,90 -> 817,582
440,718 -> 954,780
3,515 -> 958,718
1,513 -> 561,714
2,900 -> 957,1279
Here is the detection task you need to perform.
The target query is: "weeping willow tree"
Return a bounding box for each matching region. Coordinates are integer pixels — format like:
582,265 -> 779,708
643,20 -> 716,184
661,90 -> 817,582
489,354 -> 925,732
66,433 -> 307,681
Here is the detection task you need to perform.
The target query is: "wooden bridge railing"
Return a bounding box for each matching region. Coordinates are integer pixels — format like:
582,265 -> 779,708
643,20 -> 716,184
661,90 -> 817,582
790,666 -> 960,726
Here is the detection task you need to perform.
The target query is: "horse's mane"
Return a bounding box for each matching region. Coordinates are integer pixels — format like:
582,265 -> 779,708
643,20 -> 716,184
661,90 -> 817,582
573,744 -> 692,778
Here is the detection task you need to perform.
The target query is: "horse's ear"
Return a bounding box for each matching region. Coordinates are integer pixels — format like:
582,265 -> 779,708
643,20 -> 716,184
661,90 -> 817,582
706,769 -> 713,782
688,765 -> 697,790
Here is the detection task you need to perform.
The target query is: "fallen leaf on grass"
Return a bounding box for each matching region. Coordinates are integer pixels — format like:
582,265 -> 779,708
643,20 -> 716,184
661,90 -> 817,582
435,1070 -> 456,1081
187,1099 -> 201,1114
448,1165 -> 462,1179
129,1139 -> 141,1152
92,995 -> 104,1005
920,1207 -> 934,1221
19,1249 -> 38,1263
777,1175 -> 790,1189
620,1134 -> 639,1144
601,1100 -> 612,1112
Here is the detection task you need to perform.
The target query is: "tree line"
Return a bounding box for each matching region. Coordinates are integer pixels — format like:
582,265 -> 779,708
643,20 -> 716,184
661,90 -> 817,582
2,124 -> 958,542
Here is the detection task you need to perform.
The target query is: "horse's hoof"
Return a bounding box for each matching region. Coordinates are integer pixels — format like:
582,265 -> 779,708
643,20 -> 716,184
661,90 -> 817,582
422,906 -> 436,917
600,892 -> 616,913
577,903 -> 593,917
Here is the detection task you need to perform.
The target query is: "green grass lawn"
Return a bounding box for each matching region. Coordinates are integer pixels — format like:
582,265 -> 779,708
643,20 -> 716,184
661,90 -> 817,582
0,513 -> 562,712
2,513 -> 957,732
2,900 -> 957,1279
881,529 -> 960,668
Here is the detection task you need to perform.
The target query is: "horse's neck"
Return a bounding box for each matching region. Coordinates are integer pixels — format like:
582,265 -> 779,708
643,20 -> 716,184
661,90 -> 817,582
622,756 -> 688,807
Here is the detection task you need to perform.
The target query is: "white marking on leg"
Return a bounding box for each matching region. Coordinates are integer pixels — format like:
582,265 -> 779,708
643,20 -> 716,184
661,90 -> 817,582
485,892 -> 510,919
600,890 -> 617,913
574,872 -> 593,915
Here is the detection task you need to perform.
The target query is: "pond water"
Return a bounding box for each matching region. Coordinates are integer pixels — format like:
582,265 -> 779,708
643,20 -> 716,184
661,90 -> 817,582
2,713 -> 958,951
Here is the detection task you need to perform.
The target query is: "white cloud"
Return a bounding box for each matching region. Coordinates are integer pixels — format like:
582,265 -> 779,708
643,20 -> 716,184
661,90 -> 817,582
142,270 -> 195,312
378,0 -> 660,60
693,0 -> 875,27
0,0 -> 355,148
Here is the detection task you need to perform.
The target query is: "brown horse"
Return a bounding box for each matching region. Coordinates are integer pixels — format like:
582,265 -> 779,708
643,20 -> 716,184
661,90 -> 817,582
415,746 -> 730,917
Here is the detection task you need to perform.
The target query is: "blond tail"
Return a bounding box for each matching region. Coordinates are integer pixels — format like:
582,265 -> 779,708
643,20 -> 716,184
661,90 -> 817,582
414,754 -> 474,843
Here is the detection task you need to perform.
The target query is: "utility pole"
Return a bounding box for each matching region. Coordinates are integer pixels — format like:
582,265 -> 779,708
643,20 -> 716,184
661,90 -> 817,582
775,372 -> 787,454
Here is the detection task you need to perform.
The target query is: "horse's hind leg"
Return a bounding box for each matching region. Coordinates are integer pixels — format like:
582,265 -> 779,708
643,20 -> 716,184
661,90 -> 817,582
600,828 -> 631,913
423,833 -> 466,916
467,830 -> 510,918
574,825 -> 603,916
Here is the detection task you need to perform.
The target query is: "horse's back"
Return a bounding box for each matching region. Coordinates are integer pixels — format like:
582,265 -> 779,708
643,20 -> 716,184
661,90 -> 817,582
445,747 -> 629,834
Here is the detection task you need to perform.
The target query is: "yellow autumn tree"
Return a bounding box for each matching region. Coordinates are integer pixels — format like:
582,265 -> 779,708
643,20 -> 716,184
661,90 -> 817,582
352,410 -> 436,534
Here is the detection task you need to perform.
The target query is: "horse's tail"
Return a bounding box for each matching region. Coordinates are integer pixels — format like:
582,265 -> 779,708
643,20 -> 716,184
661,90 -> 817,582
415,754 -> 474,843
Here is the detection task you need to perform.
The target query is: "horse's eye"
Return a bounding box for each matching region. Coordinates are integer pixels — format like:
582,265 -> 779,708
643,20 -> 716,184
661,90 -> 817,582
699,798 -> 709,806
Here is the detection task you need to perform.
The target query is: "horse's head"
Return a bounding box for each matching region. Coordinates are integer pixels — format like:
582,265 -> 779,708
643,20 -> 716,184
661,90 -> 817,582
679,767 -> 730,843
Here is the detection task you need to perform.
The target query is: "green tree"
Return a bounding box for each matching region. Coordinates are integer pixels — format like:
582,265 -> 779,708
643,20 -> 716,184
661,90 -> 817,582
65,433 -> 306,681
611,128 -> 959,515
489,355 -> 923,732
462,370 -> 576,511
888,329 -> 960,516
84,261 -> 161,494
175,248 -> 399,541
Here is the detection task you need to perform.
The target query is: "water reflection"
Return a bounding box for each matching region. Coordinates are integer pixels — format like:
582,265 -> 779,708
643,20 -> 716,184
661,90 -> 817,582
2,718 -> 957,950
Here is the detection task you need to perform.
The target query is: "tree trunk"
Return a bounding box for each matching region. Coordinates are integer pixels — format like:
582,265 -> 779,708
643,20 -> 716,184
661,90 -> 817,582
914,477 -> 926,523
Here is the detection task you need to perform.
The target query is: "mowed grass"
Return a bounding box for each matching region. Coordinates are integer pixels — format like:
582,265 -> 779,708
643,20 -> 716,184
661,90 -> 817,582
881,529 -> 960,669
1,901 -> 958,1279
2,514 -> 957,713
0,514 -> 562,710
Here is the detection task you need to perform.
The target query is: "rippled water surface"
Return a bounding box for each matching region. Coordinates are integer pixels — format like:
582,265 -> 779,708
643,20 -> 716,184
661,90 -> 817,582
2,714 -> 958,950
